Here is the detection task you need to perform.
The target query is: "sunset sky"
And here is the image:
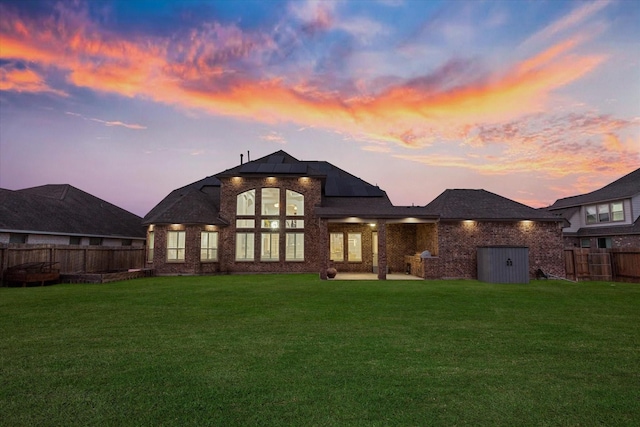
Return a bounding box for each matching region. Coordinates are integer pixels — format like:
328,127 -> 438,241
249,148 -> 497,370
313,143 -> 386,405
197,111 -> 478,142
1,0 -> 638,217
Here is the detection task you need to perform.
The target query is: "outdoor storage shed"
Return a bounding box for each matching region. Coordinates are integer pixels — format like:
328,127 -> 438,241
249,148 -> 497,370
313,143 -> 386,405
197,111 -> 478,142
477,246 -> 529,284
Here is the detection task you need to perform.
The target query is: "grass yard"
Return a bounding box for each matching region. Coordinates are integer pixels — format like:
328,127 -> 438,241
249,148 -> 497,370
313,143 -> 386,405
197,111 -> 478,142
1,275 -> 639,426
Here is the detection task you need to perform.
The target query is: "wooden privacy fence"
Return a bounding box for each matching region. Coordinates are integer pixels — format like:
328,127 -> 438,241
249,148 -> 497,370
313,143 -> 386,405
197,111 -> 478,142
564,248 -> 640,282
1,244 -> 145,284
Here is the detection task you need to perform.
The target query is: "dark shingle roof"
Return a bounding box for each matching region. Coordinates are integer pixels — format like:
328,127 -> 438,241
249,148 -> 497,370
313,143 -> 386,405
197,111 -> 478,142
315,196 -> 437,219
0,185 -> 145,238
550,167 -> 640,209
424,189 -> 562,221
216,150 -> 385,198
569,219 -> 640,237
142,176 -> 226,226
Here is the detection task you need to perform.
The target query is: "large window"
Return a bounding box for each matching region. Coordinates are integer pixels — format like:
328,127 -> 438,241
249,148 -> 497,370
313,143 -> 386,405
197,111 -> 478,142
330,233 -> 344,261
236,232 -> 254,261
586,201 -> 624,224
237,190 -> 256,216
286,233 -> 304,261
201,231 -> 218,261
235,187 -> 305,264
261,233 -> 279,261
147,231 -> 154,262
167,231 -> 186,261
262,188 -> 280,215
348,233 -> 362,262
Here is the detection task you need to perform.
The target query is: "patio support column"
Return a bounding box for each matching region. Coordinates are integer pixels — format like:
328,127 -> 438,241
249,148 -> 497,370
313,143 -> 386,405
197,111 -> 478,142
377,220 -> 387,280
319,218 -> 328,280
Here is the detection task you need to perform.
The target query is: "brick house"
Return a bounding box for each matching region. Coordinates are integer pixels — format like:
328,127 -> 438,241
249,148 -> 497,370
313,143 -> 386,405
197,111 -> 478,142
547,168 -> 640,249
143,150 -> 565,279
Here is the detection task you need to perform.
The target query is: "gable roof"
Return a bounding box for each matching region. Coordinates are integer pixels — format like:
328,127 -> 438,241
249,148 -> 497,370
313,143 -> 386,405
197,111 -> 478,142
424,189 -> 562,221
216,150 -> 386,198
0,185 -> 145,238
142,176 -> 226,226
549,167 -> 640,209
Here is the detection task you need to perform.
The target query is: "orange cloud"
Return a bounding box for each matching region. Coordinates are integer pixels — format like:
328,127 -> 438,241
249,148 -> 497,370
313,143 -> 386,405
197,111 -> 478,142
0,1 -> 634,184
0,66 -> 67,96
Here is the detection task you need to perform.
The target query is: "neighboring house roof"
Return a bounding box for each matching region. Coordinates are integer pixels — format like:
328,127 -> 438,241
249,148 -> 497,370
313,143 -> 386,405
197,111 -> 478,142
0,184 -> 145,238
564,219 -> 640,237
549,167 -> 640,209
424,189 -> 562,221
142,176 -> 226,226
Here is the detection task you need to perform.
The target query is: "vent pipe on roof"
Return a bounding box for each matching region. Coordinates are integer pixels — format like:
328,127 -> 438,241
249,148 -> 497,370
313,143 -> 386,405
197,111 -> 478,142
240,153 -> 244,164
247,150 -> 251,162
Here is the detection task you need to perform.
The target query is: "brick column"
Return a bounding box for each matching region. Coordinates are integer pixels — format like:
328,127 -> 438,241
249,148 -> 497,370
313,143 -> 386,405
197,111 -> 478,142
319,218 -> 328,280
378,220 -> 387,280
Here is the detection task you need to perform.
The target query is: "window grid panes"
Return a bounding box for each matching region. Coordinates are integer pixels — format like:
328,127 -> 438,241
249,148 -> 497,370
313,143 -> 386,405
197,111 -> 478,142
261,233 -> 279,261
348,233 -> 362,262
200,231 -> 218,261
330,233 -> 344,261
586,202 -> 624,224
261,188 -> 280,215
286,233 -> 304,261
236,219 -> 255,228
237,190 -> 256,216
262,219 -> 280,229
611,202 -> 624,221
236,233 -> 255,261
167,231 -> 185,261
285,219 -> 304,229
286,190 -> 304,216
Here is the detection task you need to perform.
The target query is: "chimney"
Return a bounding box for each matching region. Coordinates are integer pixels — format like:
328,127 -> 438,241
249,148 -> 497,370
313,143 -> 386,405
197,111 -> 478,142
247,150 -> 251,162
240,153 -> 244,164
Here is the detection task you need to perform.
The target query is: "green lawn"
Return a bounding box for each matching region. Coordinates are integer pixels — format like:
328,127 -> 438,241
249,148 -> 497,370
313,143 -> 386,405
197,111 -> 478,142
1,275 -> 638,426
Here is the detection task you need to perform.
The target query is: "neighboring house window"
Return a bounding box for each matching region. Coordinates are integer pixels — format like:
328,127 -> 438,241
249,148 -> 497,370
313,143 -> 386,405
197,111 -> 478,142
89,237 -> 103,246
9,233 -> 27,244
167,231 -> 186,261
262,188 -> 280,215
580,238 -> 591,248
586,201 -> 624,224
330,233 -> 344,261
261,232 -> 279,261
286,233 -> 304,261
69,236 -> 82,245
597,237 -> 612,249
348,233 -> 362,262
122,239 -> 132,246
147,231 -> 155,263
236,232 -> 255,261
201,231 -> 218,261
237,190 -> 256,216
611,202 -> 624,221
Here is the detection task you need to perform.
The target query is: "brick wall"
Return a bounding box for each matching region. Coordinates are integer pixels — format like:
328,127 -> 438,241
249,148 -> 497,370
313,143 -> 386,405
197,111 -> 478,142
149,176 -> 325,275
147,224 -> 223,275
218,176 -> 323,274
434,220 -> 564,279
